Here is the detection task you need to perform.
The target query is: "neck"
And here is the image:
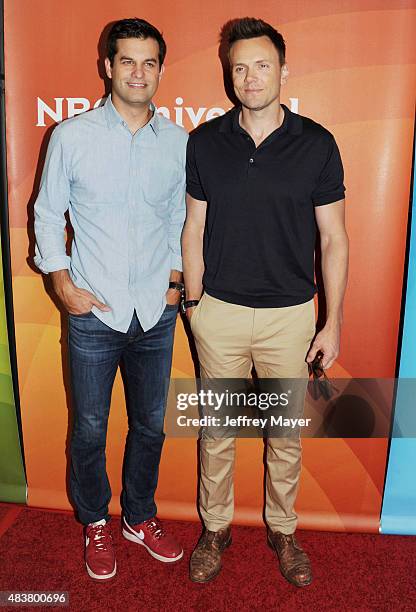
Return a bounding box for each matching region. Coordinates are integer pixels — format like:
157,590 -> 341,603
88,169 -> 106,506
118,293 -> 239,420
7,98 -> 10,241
111,93 -> 153,133
239,102 -> 284,144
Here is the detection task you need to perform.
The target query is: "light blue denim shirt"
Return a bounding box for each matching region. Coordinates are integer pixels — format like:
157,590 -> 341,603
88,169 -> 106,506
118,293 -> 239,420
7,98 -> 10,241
34,96 -> 188,332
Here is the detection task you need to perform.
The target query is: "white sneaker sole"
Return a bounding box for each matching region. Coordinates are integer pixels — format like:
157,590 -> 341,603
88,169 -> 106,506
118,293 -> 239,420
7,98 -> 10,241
122,527 -> 183,563
85,560 -> 117,580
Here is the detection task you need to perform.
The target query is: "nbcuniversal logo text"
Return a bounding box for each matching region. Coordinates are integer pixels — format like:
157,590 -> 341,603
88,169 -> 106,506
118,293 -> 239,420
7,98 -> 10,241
36,96 -> 300,128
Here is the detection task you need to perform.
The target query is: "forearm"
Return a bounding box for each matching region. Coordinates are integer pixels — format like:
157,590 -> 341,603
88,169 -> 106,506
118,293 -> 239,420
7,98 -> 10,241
169,269 -> 183,283
320,230 -> 349,326
50,269 -> 75,301
182,222 -> 204,300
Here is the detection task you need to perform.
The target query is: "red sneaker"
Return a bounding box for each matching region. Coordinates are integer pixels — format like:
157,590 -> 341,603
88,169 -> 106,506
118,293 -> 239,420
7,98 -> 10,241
122,516 -> 183,563
85,519 -> 116,580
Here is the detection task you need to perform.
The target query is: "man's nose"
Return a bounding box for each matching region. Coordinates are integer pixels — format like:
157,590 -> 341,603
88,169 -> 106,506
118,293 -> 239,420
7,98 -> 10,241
131,64 -> 144,79
245,67 -> 256,82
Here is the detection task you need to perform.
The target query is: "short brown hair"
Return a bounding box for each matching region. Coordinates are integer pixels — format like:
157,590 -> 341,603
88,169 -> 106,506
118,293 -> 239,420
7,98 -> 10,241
227,17 -> 286,65
107,18 -> 166,68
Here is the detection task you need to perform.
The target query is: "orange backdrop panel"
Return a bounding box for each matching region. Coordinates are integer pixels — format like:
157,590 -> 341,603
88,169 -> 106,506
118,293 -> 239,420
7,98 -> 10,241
4,0 -> 416,532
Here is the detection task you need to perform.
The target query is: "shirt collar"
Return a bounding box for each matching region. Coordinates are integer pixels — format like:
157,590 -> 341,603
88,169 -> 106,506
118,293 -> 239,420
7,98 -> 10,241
104,95 -> 160,136
220,103 -> 303,136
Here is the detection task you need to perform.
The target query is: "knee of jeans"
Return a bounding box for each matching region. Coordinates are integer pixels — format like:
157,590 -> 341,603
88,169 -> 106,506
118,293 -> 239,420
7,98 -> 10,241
129,420 -> 165,441
72,414 -> 108,446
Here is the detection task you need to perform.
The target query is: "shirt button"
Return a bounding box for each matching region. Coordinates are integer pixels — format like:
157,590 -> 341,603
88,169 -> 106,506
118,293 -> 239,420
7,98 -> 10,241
249,158 -> 254,164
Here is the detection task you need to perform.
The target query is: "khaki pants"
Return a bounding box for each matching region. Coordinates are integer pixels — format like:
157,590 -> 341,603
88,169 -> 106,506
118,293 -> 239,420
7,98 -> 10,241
190,293 -> 316,534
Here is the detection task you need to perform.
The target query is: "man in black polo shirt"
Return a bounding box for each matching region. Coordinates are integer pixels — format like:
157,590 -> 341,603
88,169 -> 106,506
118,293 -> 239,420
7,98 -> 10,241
182,17 -> 348,587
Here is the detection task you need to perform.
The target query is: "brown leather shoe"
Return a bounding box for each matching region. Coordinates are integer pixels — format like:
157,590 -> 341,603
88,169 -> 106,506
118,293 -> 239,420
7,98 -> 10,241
268,530 -> 312,587
189,527 -> 232,583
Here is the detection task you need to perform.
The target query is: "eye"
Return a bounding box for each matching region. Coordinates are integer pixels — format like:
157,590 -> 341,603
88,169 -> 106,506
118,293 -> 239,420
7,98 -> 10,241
234,66 -> 245,74
144,62 -> 156,68
122,60 -> 134,65
259,63 -> 270,69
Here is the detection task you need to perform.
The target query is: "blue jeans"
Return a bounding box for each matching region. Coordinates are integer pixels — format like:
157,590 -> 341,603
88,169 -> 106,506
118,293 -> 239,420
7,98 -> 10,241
68,305 -> 178,525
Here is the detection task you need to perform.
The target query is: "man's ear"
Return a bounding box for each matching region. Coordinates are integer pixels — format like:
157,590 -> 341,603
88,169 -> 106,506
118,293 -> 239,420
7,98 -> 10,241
159,64 -> 165,81
280,64 -> 289,85
104,57 -> 112,80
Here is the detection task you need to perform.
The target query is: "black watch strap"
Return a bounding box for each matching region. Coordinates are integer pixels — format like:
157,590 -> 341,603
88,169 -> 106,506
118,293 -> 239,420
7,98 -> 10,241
181,299 -> 199,314
169,281 -> 184,292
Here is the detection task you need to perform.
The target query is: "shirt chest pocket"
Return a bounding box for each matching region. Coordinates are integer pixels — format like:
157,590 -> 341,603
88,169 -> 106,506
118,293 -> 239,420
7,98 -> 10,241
139,151 -> 179,208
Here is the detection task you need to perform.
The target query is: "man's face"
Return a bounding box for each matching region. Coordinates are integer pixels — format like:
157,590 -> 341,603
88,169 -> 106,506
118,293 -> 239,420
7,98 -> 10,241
229,36 -> 287,111
105,37 -> 163,108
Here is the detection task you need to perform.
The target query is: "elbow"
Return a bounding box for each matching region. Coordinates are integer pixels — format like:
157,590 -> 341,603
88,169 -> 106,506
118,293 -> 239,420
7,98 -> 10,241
321,229 -> 349,253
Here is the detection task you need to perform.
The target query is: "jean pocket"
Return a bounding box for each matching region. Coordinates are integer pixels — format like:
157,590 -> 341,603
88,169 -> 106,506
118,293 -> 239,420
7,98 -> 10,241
69,310 -> 94,319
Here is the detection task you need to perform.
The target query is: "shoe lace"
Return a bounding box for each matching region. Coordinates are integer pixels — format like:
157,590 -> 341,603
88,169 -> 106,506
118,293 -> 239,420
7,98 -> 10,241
200,530 -> 221,550
144,518 -> 165,540
89,523 -> 112,552
273,532 -> 299,552
281,534 -> 294,544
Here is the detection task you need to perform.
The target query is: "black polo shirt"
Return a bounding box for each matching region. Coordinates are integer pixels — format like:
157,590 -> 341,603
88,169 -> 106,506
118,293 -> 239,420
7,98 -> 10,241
186,105 -> 345,308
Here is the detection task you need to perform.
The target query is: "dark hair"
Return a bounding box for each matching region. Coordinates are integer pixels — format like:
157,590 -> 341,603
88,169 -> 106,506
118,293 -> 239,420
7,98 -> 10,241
107,18 -> 166,67
227,17 -> 286,65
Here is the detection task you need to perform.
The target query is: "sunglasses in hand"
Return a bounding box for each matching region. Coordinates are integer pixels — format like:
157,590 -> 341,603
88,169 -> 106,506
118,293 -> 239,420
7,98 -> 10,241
308,352 -> 338,401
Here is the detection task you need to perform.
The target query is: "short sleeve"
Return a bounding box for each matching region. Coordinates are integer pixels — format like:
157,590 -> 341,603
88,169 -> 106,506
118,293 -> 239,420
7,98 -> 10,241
186,135 -> 207,201
312,135 -> 345,206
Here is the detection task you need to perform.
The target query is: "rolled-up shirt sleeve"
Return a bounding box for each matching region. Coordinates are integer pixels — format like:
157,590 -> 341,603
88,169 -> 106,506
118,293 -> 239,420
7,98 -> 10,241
34,125 -> 71,273
168,135 -> 187,272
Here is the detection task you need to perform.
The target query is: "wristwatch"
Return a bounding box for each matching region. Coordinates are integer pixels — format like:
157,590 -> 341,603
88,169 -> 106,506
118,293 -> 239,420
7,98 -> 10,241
181,299 -> 199,315
169,281 -> 185,292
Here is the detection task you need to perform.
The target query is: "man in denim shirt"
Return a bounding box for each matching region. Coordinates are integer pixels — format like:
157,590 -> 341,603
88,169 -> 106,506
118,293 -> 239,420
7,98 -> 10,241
34,18 -> 187,580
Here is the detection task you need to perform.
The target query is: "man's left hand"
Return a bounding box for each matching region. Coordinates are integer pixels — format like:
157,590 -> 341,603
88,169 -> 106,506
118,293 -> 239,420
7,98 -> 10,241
166,288 -> 181,306
306,322 -> 341,370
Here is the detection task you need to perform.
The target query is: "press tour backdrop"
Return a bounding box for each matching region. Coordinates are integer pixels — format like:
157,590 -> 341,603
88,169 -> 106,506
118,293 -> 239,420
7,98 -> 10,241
2,0 -> 415,532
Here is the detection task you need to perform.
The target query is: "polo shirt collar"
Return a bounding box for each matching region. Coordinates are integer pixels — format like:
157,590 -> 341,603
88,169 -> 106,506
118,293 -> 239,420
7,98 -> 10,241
104,95 -> 160,135
220,103 -> 303,136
